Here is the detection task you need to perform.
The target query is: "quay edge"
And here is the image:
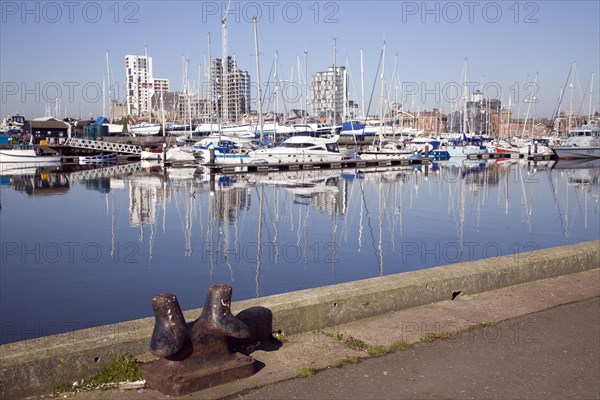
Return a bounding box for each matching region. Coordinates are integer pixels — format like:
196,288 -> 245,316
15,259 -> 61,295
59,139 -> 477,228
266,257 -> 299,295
0,240 -> 598,399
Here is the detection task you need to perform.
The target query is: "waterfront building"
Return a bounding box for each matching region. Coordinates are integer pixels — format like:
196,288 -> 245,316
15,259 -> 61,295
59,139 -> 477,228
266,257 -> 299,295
448,90 -> 501,135
208,57 -> 250,123
24,117 -> 70,144
312,66 -> 350,122
125,55 -> 169,117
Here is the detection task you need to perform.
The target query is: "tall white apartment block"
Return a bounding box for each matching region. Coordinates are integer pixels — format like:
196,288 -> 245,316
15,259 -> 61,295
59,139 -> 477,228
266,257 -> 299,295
125,55 -> 168,116
311,66 -> 349,121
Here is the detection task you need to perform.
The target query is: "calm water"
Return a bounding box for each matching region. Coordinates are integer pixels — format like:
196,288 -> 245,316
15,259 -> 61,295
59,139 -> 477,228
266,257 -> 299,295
1,158 -> 599,344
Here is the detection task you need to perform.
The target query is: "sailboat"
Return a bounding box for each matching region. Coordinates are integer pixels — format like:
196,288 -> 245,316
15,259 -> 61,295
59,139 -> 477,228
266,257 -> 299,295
101,51 -> 124,134
357,41 -> 413,161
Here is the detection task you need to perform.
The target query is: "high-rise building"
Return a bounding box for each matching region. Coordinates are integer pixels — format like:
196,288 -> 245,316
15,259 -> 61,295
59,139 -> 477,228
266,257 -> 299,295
153,78 -> 170,93
208,56 -> 250,123
311,66 -> 349,122
125,55 -> 168,117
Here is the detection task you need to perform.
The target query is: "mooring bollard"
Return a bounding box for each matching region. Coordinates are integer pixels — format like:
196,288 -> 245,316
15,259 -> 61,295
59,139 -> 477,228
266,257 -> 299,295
140,284 -> 256,396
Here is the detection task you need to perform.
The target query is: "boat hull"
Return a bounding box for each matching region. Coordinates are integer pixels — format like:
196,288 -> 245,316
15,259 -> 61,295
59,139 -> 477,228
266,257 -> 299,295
0,149 -> 61,163
445,146 -> 488,158
553,147 -> 600,160
130,124 -> 161,136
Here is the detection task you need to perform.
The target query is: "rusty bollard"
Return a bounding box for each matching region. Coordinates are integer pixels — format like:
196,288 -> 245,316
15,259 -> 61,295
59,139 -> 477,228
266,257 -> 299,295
140,285 -> 256,396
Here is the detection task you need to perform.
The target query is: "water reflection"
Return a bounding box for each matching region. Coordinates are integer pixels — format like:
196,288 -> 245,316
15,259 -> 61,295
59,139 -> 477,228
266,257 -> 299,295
0,159 -> 598,343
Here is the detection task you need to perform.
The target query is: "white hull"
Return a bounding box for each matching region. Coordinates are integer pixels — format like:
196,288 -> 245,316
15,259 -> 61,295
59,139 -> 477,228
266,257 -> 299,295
444,146 -> 488,158
141,148 -> 198,163
129,124 -> 161,136
0,149 -> 61,163
166,147 -> 197,163
553,147 -> 600,160
140,151 -> 163,160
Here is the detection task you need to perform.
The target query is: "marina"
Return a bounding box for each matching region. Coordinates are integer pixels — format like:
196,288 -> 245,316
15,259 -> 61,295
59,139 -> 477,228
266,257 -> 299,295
1,158 -> 598,344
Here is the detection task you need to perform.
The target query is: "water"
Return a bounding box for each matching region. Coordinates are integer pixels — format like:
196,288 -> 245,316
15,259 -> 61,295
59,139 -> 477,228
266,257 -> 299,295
1,159 -> 599,344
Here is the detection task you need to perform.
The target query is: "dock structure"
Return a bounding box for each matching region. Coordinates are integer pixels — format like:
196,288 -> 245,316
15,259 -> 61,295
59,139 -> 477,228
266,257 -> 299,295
206,157 -> 431,174
62,138 -> 143,154
467,152 -> 556,161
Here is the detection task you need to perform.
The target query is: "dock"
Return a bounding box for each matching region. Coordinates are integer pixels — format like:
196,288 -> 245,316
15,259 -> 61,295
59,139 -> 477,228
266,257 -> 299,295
205,157 -> 431,174
467,152 -> 557,161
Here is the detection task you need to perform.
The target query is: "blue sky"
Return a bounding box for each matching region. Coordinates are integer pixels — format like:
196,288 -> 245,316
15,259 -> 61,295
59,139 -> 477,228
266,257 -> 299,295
1,0 -> 599,120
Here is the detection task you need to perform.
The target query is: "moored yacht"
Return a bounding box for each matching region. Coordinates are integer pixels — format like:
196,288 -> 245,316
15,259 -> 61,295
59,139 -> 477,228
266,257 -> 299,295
248,134 -> 346,163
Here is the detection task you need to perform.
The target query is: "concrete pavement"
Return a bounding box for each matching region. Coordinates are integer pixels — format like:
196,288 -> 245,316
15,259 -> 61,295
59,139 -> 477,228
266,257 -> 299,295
31,268 -> 599,400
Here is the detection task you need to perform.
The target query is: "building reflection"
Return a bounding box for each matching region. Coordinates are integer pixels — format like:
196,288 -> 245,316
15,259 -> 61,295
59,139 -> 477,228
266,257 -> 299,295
0,165 -> 69,196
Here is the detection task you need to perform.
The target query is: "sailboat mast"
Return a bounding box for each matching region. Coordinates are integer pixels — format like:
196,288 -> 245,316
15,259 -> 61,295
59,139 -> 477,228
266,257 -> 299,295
222,0 -> 231,123
567,62 -> 575,133
333,37 -> 337,126
379,41 -> 386,139
304,50 -> 308,123
360,49 -> 365,120
462,58 -> 468,134
253,17 -> 264,143
207,32 -> 213,134
105,50 -> 111,119
588,73 -> 594,123
522,72 -> 537,137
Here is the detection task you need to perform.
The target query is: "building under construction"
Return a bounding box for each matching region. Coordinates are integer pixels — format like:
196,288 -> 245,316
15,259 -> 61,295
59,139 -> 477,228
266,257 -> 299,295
208,56 -> 251,123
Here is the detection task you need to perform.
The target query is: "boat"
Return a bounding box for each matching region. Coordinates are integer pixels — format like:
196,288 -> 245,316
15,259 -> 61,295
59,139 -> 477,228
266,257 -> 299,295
553,124 -> 600,159
429,149 -> 451,160
288,123 -> 342,137
165,146 -> 198,164
129,122 -> 161,136
340,120 -> 377,137
79,153 -> 117,164
164,122 -> 192,136
247,134 -> 347,163
0,115 -> 25,135
358,140 -> 413,160
441,134 -> 488,158
140,145 -> 166,160
140,145 -> 198,165
0,143 -> 61,163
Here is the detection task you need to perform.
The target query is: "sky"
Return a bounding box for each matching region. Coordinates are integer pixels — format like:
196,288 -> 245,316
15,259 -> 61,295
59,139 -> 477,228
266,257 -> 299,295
1,0 -> 599,120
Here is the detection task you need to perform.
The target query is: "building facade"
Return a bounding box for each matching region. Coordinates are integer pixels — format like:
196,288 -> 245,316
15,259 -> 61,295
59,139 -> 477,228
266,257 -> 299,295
448,90 -> 502,135
311,66 -> 349,122
208,57 -> 250,123
125,55 -> 168,117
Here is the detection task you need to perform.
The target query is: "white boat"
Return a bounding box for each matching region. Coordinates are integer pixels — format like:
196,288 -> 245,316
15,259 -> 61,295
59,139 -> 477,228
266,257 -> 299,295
0,145 -> 61,163
0,115 -> 25,135
140,146 -> 198,164
129,122 -> 161,136
165,147 -> 198,164
553,124 -> 600,159
405,137 -> 441,153
79,153 -> 117,164
248,134 -> 346,163
289,123 -> 342,137
443,144 -> 488,158
164,122 -> 192,136
358,141 -> 413,160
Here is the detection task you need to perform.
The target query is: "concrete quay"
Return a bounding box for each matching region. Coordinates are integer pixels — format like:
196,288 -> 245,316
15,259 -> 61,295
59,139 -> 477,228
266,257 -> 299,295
1,240 -> 598,399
